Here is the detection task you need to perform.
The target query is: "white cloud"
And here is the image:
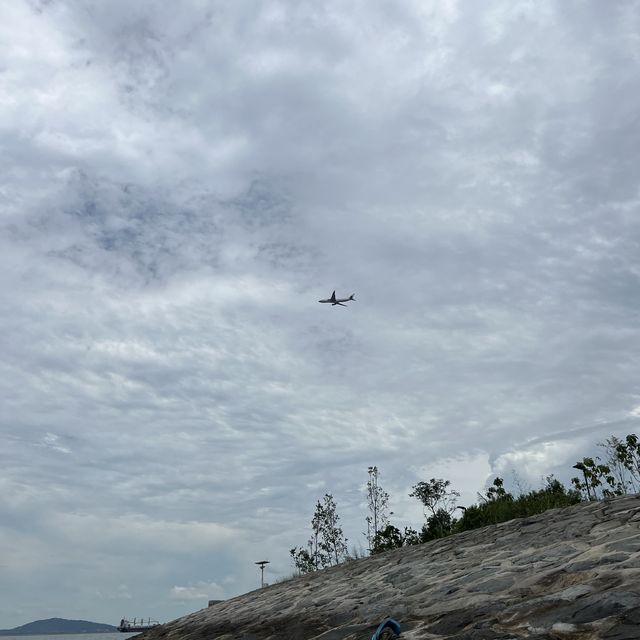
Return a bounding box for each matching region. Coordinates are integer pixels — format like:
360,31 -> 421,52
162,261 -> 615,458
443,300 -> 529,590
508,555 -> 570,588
493,441 -> 580,487
39,432 -> 72,455
170,581 -> 225,602
96,585 -> 132,600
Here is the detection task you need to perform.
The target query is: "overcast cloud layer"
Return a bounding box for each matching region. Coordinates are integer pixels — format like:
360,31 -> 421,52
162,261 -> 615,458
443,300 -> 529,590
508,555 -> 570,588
2,0 -> 640,627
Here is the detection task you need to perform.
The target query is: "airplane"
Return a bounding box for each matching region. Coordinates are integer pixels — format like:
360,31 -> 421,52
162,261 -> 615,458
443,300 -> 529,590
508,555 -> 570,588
318,290 -> 355,307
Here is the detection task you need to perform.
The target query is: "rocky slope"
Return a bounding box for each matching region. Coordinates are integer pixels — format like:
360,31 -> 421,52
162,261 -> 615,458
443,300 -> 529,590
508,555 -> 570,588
144,494 -> 640,639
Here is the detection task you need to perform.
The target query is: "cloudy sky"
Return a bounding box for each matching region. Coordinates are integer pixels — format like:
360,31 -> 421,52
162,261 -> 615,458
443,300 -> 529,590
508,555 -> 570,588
2,0 -> 640,627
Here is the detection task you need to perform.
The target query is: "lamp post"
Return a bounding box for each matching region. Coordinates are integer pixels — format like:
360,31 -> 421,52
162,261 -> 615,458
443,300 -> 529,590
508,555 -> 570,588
255,560 -> 269,588
573,462 -> 592,500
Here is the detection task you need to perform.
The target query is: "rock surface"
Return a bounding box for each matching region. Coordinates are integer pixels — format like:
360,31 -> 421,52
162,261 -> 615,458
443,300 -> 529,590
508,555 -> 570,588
144,495 -> 640,639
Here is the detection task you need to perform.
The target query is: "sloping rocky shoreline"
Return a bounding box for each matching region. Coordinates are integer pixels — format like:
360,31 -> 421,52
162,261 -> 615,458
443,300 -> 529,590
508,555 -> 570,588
143,494 -> 640,639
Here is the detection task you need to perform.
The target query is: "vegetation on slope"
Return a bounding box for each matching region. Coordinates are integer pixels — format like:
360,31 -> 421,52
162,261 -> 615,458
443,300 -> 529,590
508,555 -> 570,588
290,431 -> 640,575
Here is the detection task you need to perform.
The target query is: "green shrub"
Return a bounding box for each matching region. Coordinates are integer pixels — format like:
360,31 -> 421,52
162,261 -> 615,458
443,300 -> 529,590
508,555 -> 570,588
419,508 -> 456,542
371,524 -> 420,553
455,476 -> 580,532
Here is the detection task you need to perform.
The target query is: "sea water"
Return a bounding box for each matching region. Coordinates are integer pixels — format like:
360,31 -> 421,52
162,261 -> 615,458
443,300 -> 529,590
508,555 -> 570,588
0,635 -> 142,640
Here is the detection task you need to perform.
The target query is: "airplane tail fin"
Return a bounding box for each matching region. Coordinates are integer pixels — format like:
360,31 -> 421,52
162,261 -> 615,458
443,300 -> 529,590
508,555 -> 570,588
349,294 -> 355,300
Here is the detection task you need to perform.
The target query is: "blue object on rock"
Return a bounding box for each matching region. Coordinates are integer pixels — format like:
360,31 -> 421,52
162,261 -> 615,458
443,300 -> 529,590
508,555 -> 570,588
371,617 -> 401,640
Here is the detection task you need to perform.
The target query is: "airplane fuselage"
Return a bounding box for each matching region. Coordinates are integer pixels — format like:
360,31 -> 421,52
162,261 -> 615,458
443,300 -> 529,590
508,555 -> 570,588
318,291 -> 355,306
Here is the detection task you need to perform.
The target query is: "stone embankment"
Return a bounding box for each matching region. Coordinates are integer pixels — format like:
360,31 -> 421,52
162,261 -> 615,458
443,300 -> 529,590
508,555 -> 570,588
143,494 -> 640,639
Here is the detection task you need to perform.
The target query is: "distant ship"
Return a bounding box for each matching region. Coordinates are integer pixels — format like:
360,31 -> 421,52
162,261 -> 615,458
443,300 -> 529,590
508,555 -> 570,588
117,618 -> 160,633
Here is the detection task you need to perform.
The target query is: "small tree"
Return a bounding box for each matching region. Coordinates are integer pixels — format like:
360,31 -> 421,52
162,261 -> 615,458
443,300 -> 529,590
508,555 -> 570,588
409,478 -> 460,538
309,499 -> 329,569
371,524 -> 403,553
318,493 -> 348,566
365,466 -> 390,553
618,434 -> 640,489
289,546 -> 316,575
481,477 -> 513,503
371,524 -> 420,553
571,457 -> 620,500
600,434 -> 640,494
420,508 -> 455,541
290,495 -> 339,574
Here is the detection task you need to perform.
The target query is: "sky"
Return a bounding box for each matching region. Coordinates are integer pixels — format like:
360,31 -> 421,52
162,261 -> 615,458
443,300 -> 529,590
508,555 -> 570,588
2,0 -> 640,628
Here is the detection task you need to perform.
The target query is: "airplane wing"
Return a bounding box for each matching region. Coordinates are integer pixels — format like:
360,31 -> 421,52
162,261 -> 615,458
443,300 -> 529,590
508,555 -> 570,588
334,301 -> 347,306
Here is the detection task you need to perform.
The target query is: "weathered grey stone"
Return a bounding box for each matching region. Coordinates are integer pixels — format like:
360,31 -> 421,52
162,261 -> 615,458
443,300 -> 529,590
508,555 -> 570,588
601,606 -> 640,639
563,559 -> 604,572
559,584 -> 595,599
467,576 -> 515,593
426,606 -> 494,635
570,591 -> 639,623
603,538 -> 640,553
141,495 -> 640,640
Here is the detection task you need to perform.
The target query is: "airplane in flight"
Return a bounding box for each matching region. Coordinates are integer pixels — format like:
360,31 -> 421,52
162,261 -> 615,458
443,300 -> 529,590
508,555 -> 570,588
318,291 -> 356,307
